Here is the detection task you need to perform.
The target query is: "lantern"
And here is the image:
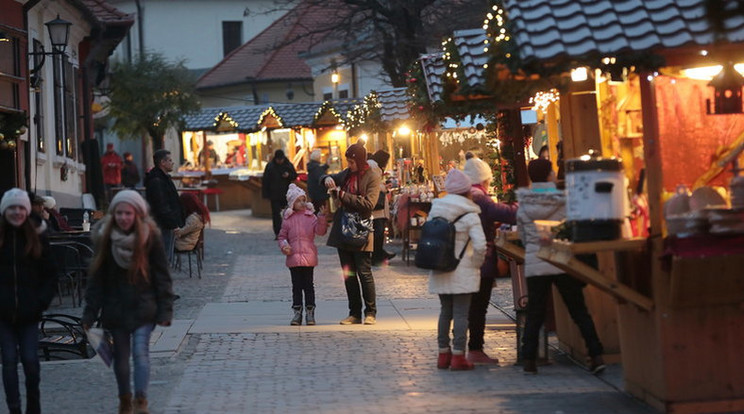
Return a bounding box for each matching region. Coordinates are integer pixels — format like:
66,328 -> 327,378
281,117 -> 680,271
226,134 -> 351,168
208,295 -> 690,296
707,62 -> 744,114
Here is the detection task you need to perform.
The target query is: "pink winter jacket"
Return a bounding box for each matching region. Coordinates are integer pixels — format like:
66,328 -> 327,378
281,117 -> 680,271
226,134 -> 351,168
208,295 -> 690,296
277,206 -> 328,268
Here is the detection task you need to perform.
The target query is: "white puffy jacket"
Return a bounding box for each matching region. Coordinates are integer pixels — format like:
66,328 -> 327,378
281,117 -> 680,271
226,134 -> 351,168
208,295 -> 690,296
516,182 -> 565,277
427,194 -> 487,295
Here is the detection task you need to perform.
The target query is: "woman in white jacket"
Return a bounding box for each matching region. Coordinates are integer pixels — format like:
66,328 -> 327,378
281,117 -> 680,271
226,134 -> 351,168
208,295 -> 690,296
427,169 -> 487,371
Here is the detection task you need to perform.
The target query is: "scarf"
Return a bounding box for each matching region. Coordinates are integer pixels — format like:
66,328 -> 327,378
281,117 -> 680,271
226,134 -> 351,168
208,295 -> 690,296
109,225 -> 148,269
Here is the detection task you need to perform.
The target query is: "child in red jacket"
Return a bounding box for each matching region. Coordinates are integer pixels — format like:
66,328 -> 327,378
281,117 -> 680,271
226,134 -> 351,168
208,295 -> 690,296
278,184 -> 328,325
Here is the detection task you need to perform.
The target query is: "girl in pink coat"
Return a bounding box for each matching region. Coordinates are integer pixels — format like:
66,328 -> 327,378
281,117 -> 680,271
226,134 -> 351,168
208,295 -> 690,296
278,184 -> 328,325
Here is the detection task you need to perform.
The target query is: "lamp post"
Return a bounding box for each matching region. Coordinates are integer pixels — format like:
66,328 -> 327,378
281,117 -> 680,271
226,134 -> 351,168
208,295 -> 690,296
29,14 -> 72,75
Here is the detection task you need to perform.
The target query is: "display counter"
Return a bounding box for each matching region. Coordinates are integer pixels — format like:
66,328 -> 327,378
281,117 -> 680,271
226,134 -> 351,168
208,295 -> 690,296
172,168 -> 255,212
539,234 -> 744,413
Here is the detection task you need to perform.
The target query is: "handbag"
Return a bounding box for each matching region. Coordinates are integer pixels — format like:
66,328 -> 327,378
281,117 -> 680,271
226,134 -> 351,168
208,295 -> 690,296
339,209 -> 373,248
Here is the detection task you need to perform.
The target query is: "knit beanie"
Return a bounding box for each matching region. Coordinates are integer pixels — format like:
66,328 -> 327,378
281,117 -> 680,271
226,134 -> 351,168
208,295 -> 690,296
285,183 -> 306,207
463,158 -> 493,185
345,143 -> 367,162
528,158 -> 553,183
109,190 -> 149,216
1,188 -> 31,215
371,150 -> 391,170
444,169 -> 472,195
42,196 -> 57,209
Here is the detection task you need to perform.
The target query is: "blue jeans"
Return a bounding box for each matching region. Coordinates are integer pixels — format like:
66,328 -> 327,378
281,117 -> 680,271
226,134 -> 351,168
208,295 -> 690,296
111,324 -> 154,398
0,321 -> 41,414
438,293 -> 472,353
161,228 -> 175,264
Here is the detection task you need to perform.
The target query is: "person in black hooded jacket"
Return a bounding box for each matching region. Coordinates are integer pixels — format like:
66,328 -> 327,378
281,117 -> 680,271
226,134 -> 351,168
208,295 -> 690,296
262,149 -> 298,237
0,188 -> 57,414
145,149 -> 183,263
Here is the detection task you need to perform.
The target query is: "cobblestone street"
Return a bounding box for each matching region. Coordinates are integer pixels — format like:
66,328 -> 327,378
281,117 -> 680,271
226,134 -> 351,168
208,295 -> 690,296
39,210 -> 654,414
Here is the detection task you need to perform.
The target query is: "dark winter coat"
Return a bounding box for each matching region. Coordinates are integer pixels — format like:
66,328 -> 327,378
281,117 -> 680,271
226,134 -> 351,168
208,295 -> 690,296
306,160 -> 329,203
262,159 -> 298,201
122,160 -> 140,188
145,167 -> 183,229
0,226 -> 57,325
322,166 -> 381,252
82,227 -> 174,331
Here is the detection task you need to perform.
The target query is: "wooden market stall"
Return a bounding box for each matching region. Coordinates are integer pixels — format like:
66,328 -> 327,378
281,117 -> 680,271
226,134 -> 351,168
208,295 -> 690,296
489,1 -> 744,412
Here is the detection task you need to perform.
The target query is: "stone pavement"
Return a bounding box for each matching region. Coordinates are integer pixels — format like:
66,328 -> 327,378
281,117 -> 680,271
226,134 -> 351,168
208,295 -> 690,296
36,210 -> 655,414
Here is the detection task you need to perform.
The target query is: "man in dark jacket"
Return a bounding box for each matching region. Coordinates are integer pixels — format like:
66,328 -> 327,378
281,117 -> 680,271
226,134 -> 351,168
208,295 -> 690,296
262,149 -> 297,237
306,149 -> 329,213
145,149 -> 183,263
121,152 -> 140,188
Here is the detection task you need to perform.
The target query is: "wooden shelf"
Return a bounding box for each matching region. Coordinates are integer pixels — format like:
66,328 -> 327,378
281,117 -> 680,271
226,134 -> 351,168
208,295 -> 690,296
568,237 -> 647,254
494,230 -> 525,263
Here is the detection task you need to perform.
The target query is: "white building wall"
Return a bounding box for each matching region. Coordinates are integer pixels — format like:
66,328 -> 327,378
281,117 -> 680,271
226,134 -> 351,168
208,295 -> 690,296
27,2 -> 92,208
107,0 -> 285,71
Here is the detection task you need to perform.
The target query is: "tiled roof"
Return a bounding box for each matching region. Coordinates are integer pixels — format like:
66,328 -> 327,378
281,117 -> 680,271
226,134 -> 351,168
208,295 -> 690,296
420,53 -> 446,102
183,106 -> 264,132
77,0 -> 133,26
503,0 -> 744,65
376,88 -> 410,122
197,1 -> 345,89
184,100 -> 359,131
452,28 -> 490,93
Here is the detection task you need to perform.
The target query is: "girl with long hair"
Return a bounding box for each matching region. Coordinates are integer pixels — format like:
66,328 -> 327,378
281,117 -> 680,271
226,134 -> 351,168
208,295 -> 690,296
174,192 -> 210,252
0,189 -> 57,414
82,190 -> 174,414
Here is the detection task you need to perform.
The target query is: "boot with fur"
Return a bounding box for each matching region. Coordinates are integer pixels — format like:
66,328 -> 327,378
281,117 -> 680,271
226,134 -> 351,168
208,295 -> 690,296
134,396 -> 149,414
305,306 -> 316,325
290,306 -> 302,326
118,393 -> 133,414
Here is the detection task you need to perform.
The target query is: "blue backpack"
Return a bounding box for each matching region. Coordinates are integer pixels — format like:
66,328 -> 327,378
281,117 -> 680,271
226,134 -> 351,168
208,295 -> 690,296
415,213 -> 471,271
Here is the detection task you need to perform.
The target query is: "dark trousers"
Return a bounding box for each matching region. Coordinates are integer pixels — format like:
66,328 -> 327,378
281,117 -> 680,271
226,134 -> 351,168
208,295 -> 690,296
468,247 -> 498,351
371,218 -> 387,261
270,199 -> 287,236
521,274 -> 603,360
0,322 -> 40,414
338,249 -> 376,318
290,266 -> 315,308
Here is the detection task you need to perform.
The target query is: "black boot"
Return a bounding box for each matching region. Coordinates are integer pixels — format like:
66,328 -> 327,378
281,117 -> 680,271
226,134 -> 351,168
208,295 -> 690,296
290,306 -> 302,326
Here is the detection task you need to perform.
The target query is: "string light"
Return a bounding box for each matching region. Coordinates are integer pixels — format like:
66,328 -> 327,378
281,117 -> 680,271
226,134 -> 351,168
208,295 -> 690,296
258,107 -> 283,128
529,89 -> 560,112
213,112 -> 239,129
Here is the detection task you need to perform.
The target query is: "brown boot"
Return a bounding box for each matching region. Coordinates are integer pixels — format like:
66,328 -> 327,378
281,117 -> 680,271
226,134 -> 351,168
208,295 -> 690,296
134,396 -> 149,414
118,394 -> 133,414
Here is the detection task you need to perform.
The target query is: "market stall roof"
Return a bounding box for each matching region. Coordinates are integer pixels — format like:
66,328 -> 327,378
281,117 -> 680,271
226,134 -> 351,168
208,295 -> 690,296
257,99 -> 362,129
377,88 -> 411,122
182,106 -> 265,132
420,53 -> 446,103
502,0 -> 744,67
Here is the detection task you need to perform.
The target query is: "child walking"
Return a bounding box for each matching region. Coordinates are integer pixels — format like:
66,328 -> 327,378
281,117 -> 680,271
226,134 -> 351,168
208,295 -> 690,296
278,184 -> 328,325
427,169 -> 487,371
82,190 -> 175,414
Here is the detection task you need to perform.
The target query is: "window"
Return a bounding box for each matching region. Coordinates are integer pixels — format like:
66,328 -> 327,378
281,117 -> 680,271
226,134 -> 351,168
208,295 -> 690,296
0,34 -> 21,109
222,21 -> 242,57
338,89 -> 349,99
52,54 -> 79,158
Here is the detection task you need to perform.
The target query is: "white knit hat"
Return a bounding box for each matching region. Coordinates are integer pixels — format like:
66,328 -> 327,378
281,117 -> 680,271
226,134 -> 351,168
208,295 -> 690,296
463,158 -> 493,185
109,190 -> 149,216
444,169 -> 473,195
1,188 -> 31,215
285,183 -> 306,208
42,196 -> 56,209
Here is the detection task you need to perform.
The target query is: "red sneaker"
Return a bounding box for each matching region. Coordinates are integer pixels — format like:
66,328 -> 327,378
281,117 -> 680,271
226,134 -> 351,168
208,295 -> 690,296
450,353 -> 474,371
467,350 -> 499,365
437,351 -> 452,369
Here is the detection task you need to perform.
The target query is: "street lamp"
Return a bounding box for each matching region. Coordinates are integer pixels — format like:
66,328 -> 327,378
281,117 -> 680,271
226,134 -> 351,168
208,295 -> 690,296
29,14 -> 72,75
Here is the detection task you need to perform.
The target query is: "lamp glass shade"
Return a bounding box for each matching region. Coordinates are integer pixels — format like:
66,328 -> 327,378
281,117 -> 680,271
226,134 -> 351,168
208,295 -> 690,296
45,15 -> 72,51
708,62 -> 744,114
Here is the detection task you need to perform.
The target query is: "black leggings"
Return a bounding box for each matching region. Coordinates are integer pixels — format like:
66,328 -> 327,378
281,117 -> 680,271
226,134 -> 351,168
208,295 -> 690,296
290,266 -> 315,308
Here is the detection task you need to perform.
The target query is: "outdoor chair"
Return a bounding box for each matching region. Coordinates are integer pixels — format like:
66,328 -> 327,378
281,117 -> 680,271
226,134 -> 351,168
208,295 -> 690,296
173,228 -> 204,278
38,313 -> 91,361
49,243 -> 85,307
